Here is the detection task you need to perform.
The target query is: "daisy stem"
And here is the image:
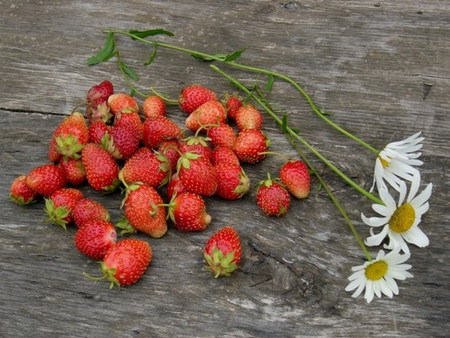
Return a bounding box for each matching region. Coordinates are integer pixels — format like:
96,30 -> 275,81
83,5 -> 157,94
210,65 -> 383,205
106,30 -> 379,154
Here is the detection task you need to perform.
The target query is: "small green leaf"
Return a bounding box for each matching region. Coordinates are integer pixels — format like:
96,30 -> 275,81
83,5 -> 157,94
87,32 -> 116,66
265,75 -> 275,92
144,47 -> 158,66
119,61 -> 139,81
224,49 -> 246,62
128,29 -> 174,40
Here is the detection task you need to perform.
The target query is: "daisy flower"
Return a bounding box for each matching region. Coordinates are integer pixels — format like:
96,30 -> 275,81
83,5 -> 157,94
345,248 -> 413,303
363,175 -> 432,255
371,132 -> 424,192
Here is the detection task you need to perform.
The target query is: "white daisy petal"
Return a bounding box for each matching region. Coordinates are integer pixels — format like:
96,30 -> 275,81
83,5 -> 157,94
385,276 -> 399,295
372,204 -> 392,217
365,226 -> 389,247
410,183 -> 433,208
365,281 -> 374,303
379,279 -> 393,298
403,226 -> 429,248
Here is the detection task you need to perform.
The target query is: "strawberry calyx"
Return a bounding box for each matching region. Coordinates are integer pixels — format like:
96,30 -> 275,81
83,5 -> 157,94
115,215 -> 137,236
175,151 -> 202,173
233,171 -> 250,196
55,134 -> 85,159
100,132 -> 122,160
43,198 -> 70,230
82,261 -> 120,289
204,246 -> 238,278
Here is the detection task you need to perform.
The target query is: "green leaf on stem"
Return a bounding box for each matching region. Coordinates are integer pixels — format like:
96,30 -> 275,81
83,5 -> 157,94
281,114 -> 288,134
87,32 -> 116,66
144,47 -> 158,66
223,49 -> 246,62
265,75 -> 275,92
119,61 -> 139,81
128,29 -> 174,39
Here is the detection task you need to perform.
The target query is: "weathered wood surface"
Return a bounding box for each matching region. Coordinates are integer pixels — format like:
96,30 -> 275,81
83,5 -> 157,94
1,1 -> 449,337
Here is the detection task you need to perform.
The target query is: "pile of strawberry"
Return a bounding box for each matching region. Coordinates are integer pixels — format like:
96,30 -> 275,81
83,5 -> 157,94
9,80 -> 311,287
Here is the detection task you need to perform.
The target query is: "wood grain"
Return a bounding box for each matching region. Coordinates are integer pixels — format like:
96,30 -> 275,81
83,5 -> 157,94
1,1 -> 449,336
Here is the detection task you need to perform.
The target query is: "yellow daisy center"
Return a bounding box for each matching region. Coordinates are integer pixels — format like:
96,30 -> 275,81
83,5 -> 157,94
378,155 -> 390,168
365,260 -> 388,281
389,203 -> 416,233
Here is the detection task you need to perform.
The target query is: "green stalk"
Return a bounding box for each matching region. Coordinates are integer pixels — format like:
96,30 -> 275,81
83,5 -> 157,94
106,29 -> 379,154
210,64 -> 382,205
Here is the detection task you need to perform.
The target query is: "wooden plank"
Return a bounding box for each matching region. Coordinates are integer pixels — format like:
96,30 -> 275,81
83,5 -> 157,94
1,1 -> 449,336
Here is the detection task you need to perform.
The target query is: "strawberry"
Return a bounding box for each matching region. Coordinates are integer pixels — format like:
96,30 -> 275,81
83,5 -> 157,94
185,100 -> 227,132
177,152 -> 217,196
235,104 -> 263,131
166,172 -> 188,200
107,93 -> 139,115
256,174 -> 291,216
204,226 -> 242,278
215,164 -> 250,200
224,94 -> 243,121
88,120 -> 110,144
279,159 -> 311,199
48,112 -> 89,162
120,147 -> 170,188
102,120 -> 141,160
114,111 -> 143,140
168,192 -> 211,231
122,184 -> 167,238
210,146 -> 240,166
234,129 -> 270,164
179,135 -> 212,160
73,198 -> 110,228
85,80 -> 114,123
9,175 -> 39,205
81,143 -> 120,193
179,85 -> 217,114
143,95 -> 166,119
75,220 -> 117,260
44,188 -> 84,229
84,238 -> 152,288
58,157 -> 86,186
26,164 -> 66,196
142,116 -> 182,149
157,139 -> 181,171
206,123 -> 237,149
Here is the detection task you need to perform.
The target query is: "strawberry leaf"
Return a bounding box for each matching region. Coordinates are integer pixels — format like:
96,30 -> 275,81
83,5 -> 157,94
281,114 -> 288,134
223,49 -> 246,62
265,75 -> 275,92
87,32 -> 116,66
119,61 -> 139,81
128,29 -> 174,39
144,47 -> 158,66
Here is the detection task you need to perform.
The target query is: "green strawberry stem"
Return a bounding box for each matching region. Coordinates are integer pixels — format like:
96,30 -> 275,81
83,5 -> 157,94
149,87 -> 178,105
211,65 -> 382,205
104,29 -> 379,154
258,151 -> 290,163
83,262 -> 120,289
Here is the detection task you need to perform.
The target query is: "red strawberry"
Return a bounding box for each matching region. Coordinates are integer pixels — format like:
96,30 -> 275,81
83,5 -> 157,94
75,220 -> 117,260
143,95 -> 166,119
235,104 -> 263,131
206,123 -> 237,149
210,146 -> 240,166
204,226 -> 242,278
166,172 -> 188,200
88,120 -> 110,144
73,198 -> 110,228
142,116 -> 182,149
58,157 -> 86,186
168,192 -> 211,231
114,111 -> 143,139
179,85 -> 217,114
48,112 -> 89,161
9,175 -> 39,205
185,100 -> 227,132
84,238 -> 152,288
120,147 -> 170,188
157,139 -> 181,171
256,174 -> 291,216
107,93 -> 139,115
179,135 -> 212,160
102,120 -> 140,160
86,80 -> 114,123
44,188 -> 84,229
26,164 -> 66,196
177,152 -> 217,196
215,164 -> 250,200
81,143 -> 120,193
123,184 -> 167,238
234,129 -> 270,164
279,159 -> 311,199
224,94 -> 243,121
